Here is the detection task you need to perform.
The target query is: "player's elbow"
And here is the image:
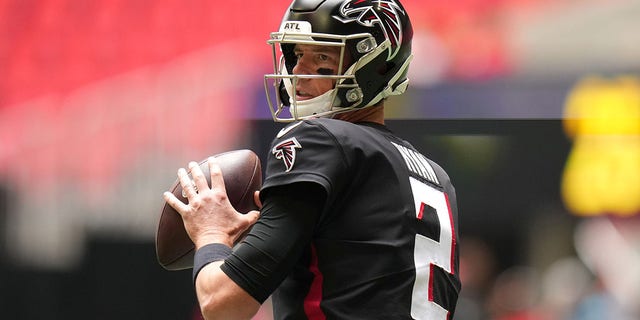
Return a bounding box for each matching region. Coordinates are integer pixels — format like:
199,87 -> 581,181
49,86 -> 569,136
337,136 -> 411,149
199,295 -> 227,320
195,263 -> 260,319
199,291 -> 259,320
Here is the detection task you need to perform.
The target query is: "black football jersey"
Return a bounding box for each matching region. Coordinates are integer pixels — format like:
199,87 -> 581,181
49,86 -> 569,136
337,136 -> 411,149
222,118 -> 460,320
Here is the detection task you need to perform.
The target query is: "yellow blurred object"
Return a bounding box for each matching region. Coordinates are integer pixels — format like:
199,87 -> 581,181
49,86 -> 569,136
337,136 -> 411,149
561,75 -> 640,217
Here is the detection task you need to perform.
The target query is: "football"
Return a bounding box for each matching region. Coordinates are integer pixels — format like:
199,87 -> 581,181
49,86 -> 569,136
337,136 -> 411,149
156,149 -> 262,271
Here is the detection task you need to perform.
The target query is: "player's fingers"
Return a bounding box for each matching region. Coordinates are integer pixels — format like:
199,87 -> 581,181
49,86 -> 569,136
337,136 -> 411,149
177,167 -> 198,199
208,157 -> 227,193
163,191 -> 189,215
188,161 -> 209,192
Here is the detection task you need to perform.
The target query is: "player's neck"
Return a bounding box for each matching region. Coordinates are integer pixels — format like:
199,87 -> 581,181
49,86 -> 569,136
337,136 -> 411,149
334,104 -> 385,125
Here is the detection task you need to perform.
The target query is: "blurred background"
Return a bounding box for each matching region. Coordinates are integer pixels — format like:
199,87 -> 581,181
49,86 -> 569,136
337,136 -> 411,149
1,0 -> 639,319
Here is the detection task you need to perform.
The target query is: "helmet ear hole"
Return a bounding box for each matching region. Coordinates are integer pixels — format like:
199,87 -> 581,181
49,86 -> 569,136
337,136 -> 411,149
378,62 -> 394,75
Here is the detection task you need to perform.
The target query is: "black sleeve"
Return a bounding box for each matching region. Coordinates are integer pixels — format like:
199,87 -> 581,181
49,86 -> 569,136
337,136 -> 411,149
220,182 -> 326,303
262,119 -> 350,197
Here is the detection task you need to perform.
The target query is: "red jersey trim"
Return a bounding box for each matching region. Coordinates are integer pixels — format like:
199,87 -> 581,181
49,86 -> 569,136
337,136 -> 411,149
303,244 -> 326,320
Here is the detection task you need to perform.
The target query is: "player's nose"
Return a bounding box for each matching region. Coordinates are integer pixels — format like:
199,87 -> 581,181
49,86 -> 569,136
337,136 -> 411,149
292,56 -> 313,76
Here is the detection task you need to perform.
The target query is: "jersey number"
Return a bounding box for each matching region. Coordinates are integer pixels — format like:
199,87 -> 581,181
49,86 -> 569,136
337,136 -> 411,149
409,177 -> 456,319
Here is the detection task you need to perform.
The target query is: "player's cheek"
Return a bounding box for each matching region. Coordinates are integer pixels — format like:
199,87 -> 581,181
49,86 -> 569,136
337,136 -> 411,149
320,79 -> 335,94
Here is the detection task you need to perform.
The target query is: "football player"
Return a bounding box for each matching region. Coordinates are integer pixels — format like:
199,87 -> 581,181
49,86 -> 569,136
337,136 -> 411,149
164,0 -> 461,319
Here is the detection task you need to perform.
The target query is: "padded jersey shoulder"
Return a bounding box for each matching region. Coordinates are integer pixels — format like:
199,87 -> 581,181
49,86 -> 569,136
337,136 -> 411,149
263,118 -> 355,195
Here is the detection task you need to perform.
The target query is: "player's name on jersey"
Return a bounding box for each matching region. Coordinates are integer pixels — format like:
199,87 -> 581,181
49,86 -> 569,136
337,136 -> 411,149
391,142 -> 440,186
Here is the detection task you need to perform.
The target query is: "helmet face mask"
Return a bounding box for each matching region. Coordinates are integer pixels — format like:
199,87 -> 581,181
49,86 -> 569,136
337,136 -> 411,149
264,0 -> 413,122
265,30 -> 369,121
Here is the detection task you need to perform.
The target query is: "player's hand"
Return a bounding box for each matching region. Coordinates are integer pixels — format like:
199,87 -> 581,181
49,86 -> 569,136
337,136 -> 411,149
163,158 -> 260,249
253,191 -> 262,210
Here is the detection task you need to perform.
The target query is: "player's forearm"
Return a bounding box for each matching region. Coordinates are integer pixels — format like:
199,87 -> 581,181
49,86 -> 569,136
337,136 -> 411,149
196,262 -> 261,320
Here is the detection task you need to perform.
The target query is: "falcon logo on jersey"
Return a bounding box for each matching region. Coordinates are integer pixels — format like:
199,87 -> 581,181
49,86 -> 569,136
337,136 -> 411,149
334,0 -> 405,60
272,137 -> 302,172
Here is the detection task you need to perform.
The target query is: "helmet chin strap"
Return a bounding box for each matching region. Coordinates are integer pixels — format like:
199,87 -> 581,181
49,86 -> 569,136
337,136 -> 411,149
289,89 -> 335,118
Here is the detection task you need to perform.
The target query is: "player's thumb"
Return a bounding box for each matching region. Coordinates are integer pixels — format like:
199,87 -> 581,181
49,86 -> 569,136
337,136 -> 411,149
244,209 -> 260,226
253,191 -> 263,209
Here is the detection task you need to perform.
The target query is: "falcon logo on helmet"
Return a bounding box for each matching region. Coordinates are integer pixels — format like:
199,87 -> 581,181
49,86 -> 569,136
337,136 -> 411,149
334,0 -> 405,60
272,137 -> 302,172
